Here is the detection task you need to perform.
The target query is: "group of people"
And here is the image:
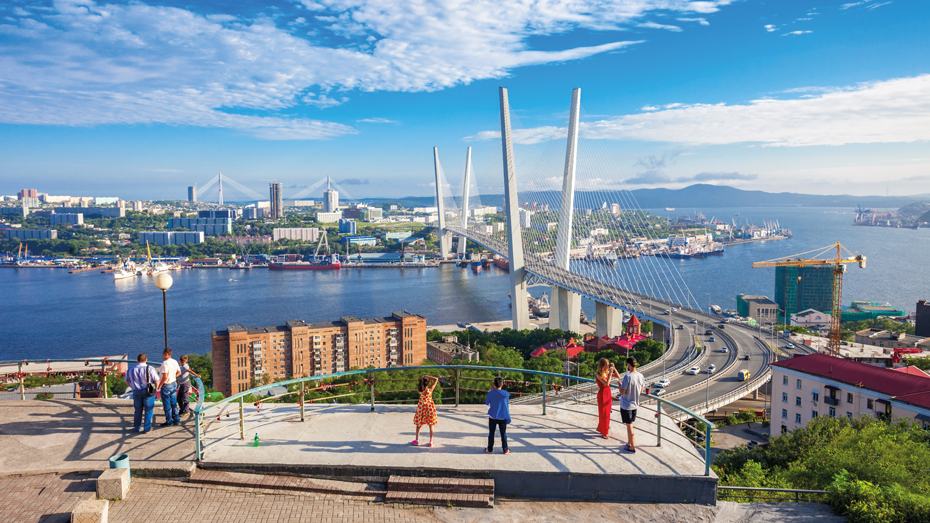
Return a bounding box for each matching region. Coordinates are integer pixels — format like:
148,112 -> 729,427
125,349 -> 200,433
410,356 -> 645,454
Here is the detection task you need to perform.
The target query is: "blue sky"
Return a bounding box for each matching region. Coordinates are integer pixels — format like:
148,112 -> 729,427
0,0 -> 928,201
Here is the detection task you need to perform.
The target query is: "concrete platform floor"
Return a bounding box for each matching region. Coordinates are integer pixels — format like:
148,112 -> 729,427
0,399 -> 196,477
201,403 -> 716,503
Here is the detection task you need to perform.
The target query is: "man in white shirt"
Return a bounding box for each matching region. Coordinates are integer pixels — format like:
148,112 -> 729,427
157,348 -> 182,427
617,356 -> 646,453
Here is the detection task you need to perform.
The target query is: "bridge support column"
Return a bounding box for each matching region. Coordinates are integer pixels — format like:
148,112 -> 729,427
549,286 -> 581,334
457,147 -> 472,258
499,87 -> 530,331
433,147 -> 452,259
595,302 -> 624,338
653,323 -> 669,347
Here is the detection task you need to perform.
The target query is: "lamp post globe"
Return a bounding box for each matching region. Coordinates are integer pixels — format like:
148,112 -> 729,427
155,273 -> 173,291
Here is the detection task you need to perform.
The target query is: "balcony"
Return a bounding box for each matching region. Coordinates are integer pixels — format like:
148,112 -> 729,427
824,397 -> 841,406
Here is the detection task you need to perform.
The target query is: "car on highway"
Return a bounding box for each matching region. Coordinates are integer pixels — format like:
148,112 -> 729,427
650,389 -> 666,396
671,307 -> 678,312
636,301 -> 642,305
709,336 -> 716,342
690,319 -> 697,324
664,309 -> 671,315
457,322 -> 468,328
738,369 -> 751,381
706,364 -> 716,374
744,354 -> 751,360
785,342 -> 795,349
656,379 -> 671,388
705,329 -> 713,335
677,324 -> 685,329
687,366 -> 701,375
721,347 -> 729,353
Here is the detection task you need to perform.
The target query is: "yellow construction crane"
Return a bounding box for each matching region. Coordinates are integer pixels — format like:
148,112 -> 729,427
752,243 -> 866,356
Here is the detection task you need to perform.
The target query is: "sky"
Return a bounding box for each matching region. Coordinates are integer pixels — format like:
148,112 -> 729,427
0,0 -> 928,201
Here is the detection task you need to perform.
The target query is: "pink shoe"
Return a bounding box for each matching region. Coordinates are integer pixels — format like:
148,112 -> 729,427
427,442 -> 435,447
411,440 -> 419,446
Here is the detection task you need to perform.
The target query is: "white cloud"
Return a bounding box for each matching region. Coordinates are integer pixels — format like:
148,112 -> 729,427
466,75 -> 930,147
637,22 -> 683,32
782,30 -> 813,36
841,2 -> 863,9
867,2 -> 892,9
796,17 -> 812,21
677,17 -> 709,25
0,0 -> 737,139
764,24 -> 777,32
356,117 -> 397,124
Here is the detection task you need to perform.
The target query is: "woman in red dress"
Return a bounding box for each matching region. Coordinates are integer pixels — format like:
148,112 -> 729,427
412,375 -> 439,447
596,359 -> 621,439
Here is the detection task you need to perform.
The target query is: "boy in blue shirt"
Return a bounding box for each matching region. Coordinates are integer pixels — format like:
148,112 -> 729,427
484,377 -> 511,454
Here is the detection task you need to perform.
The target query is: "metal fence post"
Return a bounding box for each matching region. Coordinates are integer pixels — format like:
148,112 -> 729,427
101,363 -> 108,399
299,381 -> 305,422
656,401 -> 662,447
542,376 -> 547,415
239,397 -> 244,440
18,363 -> 24,401
195,410 -> 202,460
369,371 -> 375,411
705,424 -> 712,476
455,369 -> 460,408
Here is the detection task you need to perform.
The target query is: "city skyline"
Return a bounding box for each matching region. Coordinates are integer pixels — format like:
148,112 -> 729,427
1,1 -> 928,199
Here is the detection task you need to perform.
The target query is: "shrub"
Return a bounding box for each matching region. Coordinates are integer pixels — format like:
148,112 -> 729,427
828,470 -> 930,523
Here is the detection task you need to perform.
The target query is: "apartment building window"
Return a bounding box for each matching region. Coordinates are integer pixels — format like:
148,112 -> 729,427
847,412 -> 853,419
829,407 -> 836,418
867,399 -> 874,410
795,396 -> 802,407
782,409 -> 787,419
795,413 -> 801,423
783,375 -> 788,385
812,390 -> 820,402
782,393 -> 788,403
812,411 -> 818,418
796,379 -> 802,389
847,393 -> 854,404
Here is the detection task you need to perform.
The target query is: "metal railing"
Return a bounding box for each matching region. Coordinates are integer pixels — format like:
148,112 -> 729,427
717,486 -> 828,503
192,364 -> 716,476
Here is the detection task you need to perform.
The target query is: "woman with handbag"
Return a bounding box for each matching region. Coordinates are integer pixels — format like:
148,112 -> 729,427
126,353 -> 160,433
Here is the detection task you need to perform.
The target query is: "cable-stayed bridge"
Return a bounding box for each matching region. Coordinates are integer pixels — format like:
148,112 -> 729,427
432,87 -> 781,416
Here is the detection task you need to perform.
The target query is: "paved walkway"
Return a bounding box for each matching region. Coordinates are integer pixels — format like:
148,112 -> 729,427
0,472 -> 99,523
0,400 -> 195,476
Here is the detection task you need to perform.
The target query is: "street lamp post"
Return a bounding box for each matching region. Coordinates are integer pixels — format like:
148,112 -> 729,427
155,273 -> 174,351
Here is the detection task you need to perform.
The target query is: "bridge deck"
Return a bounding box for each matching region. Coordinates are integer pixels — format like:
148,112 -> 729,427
201,404 -> 717,504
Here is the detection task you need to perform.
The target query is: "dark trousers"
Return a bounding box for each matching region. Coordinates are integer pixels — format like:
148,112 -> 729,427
133,392 -> 155,432
488,418 -> 508,451
177,383 -> 191,415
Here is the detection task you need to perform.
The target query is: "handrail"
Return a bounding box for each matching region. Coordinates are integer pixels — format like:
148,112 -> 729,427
717,485 -> 828,503
192,364 -> 716,475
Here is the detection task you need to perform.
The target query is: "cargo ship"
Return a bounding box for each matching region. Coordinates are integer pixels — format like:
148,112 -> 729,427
493,257 -> 509,271
269,257 -> 341,271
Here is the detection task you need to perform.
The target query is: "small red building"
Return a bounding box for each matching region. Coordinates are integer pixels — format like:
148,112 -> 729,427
584,315 -> 647,356
530,337 -> 585,359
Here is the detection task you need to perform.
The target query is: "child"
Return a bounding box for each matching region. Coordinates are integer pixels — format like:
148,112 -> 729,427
412,375 -> 439,447
484,377 -> 511,454
177,355 -> 201,417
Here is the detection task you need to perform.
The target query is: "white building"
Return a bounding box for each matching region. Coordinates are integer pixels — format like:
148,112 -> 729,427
138,231 -> 204,246
771,353 -> 930,435
590,227 -> 609,237
791,309 -> 832,328
273,228 -> 320,242
323,184 -> 339,213
316,211 -> 342,223
413,206 -> 438,214
130,201 -> 144,212
519,209 -> 533,228
470,206 -> 497,218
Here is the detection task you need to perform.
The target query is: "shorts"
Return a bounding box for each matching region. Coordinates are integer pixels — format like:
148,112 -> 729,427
620,408 -> 637,425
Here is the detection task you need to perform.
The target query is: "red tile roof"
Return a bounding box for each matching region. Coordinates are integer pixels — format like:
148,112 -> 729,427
773,354 -> 930,410
893,366 -> 930,379
627,314 -> 641,326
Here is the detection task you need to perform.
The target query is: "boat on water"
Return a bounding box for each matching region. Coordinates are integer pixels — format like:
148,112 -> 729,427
711,305 -> 723,315
269,258 -> 341,271
530,294 -> 550,318
665,207 -> 676,211
708,247 -> 724,255
147,261 -> 170,276
493,257 -> 509,271
668,250 -> 692,259
481,255 -> 490,269
113,258 -> 139,280
470,260 -> 483,273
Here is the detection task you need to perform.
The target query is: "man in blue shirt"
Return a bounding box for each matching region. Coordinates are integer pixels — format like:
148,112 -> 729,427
125,354 -> 159,433
484,377 -> 511,454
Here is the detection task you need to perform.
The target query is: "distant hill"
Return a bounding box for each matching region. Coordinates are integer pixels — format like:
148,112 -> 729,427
367,184 -> 930,210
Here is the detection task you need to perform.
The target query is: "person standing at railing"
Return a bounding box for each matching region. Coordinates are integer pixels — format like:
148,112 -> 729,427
126,353 -> 159,434
177,355 -> 201,419
411,375 -> 439,447
596,359 -> 621,439
617,357 -> 645,453
156,348 -> 182,427
484,377 -> 511,454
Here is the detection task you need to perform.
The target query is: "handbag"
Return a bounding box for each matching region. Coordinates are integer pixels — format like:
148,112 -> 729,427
145,365 -> 156,397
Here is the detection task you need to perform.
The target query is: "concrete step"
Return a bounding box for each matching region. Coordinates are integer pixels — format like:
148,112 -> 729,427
385,490 -> 493,508
189,470 -> 386,497
387,475 -> 494,496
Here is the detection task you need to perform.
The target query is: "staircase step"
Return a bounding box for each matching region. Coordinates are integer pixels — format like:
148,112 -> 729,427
190,470 -> 386,497
387,475 -> 494,496
385,491 -> 493,508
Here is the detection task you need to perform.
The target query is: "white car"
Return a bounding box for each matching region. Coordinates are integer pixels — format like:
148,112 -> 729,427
690,319 -> 697,324
706,364 -> 716,374
671,307 -> 678,312
687,366 -> 701,375
656,379 -> 671,388
650,389 -> 666,396
664,309 -> 671,315
721,347 -> 729,353
785,342 -> 796,349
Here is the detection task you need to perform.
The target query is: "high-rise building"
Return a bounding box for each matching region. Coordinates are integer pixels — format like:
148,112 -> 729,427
131,201 -> 144,212
360,208 -> 382,222
917,300 -> 930,338
270,181 -> 283,219
188,185 -> 197,203
272,228 -> 320,242
211,312 -> 427,396
198,209 -> 241,220
338,218 -> 357,234
17,189 -> 37,200
775,266 -> 834,323
323,177 -> 339,213
138,231 -> 204,246
50,213 -> 84,226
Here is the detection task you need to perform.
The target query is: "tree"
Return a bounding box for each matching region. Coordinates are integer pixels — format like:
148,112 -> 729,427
185,353 -> 213,387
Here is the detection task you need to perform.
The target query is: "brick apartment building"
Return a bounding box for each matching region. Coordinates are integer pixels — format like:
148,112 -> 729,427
212,312 -> 427,396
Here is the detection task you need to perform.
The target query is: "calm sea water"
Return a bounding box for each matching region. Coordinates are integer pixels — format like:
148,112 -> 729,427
2,206 -> 927,362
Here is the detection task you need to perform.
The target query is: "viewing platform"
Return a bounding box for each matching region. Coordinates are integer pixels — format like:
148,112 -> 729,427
199,403 -> 717,504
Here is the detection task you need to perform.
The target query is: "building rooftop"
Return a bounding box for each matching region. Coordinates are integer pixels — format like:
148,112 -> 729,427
773,353 -> 930,410
741,295 -> 778,306
214,313 -> 425,337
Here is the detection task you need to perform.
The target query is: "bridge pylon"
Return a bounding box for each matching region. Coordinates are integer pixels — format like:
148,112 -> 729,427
549,88 -> 582,335
433,147 -> 452,259
457,147 -> 472,257
499,87 -> 530,331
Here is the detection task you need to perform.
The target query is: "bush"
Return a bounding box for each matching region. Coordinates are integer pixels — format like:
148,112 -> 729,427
828,470 -> 930,523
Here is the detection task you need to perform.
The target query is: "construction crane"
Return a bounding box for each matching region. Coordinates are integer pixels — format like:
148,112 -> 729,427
752,243 -> 866,356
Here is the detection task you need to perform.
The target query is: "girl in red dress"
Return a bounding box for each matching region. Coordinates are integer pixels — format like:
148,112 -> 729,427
596,359 -> 621,439
412,375 -> 439,447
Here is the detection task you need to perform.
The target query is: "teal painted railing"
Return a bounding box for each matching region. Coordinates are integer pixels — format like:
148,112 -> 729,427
193,365 -> 716,476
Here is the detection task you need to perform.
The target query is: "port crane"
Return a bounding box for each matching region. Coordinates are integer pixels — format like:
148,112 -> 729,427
752,242 -> 866,357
